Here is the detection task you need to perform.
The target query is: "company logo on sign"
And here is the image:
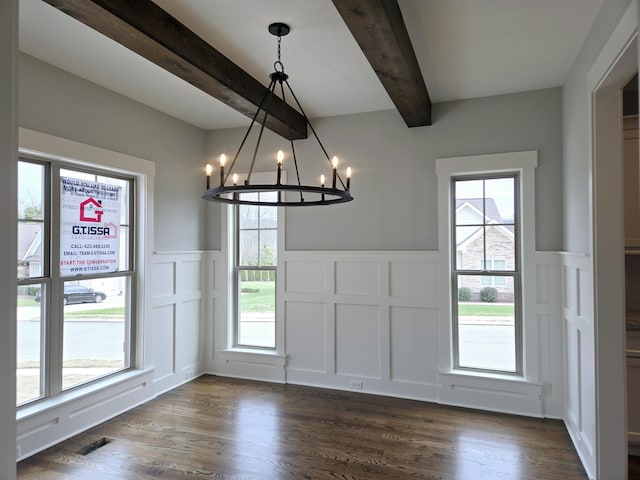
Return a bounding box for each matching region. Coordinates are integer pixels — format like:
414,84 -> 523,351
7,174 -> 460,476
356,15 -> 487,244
71,225 -> 112,236
60,177 -> 121,275
80,197 -> 103,222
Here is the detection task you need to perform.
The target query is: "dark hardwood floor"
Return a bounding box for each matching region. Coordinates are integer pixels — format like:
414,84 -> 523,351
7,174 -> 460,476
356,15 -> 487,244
631,454 -> 640,479
18,375 -> 591,479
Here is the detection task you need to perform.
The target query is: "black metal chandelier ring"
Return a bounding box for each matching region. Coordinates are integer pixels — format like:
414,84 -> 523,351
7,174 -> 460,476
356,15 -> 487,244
202,184 -> 353,206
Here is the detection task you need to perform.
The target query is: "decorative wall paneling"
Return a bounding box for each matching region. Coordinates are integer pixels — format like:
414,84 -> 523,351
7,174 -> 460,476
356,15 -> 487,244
206,250 -> 564,419
15,248 -> 568,460
438,252 -> 562,418
151,252 -> 207,394
534,252 -> 565,417
281,251 -> 441,400
15,251 -> 206,461
561,252 -> 595,478
206,248 -> 288,383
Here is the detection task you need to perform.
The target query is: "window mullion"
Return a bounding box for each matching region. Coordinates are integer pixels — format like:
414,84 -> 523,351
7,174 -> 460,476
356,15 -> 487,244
48,164 -> 63,397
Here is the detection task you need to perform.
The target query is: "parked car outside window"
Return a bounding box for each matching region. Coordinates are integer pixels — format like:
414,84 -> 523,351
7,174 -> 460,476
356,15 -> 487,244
35,285 -> 107,306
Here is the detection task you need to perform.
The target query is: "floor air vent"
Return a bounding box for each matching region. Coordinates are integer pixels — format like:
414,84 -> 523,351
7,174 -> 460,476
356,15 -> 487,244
77,437 -> 113,455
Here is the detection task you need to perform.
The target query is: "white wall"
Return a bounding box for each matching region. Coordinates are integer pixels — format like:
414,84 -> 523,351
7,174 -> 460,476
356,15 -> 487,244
151,251 -> 208,394
0,0 -> 18,478
206,93 -> 567,418
206,88 -> 564,252
562,253 -> 596,477
562,0 -> 635,478
563,0 -> 632,254
207,248 -> 563,417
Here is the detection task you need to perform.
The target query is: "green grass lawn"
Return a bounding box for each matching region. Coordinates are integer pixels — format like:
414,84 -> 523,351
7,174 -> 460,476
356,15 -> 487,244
458,303 -> 514,316
65,307 -> 125,317
240,281 -> 275,313
17,297 -> 39,307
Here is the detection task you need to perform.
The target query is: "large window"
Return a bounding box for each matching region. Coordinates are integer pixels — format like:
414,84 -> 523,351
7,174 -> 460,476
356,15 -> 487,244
452,174 -> 520,374
17,159 -> 135,406
234,192 -> 277,348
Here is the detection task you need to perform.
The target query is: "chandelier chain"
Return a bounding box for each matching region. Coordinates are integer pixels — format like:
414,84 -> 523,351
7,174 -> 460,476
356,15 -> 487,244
274,34 -> 285,73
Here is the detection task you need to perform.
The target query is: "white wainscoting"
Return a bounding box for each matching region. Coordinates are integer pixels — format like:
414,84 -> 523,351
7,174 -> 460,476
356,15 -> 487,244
15,251 -> 208,460
437,251 -> 563,418
561,252 -> 595,479
151,252 -> 207,394
281,251 -> 441,400
206,250 -> 566,417
205,249 -> 289,383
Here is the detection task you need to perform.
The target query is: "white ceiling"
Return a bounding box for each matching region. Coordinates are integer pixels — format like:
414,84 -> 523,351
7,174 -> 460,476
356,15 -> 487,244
19,0 -> 605,131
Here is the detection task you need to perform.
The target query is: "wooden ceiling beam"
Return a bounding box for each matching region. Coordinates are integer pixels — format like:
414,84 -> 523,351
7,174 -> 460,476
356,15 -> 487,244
331,0 -> 431,127
43,0 -> 307,139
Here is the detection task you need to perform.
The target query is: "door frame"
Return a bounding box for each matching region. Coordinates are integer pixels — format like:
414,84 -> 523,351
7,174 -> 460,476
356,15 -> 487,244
588,2 -> 638,477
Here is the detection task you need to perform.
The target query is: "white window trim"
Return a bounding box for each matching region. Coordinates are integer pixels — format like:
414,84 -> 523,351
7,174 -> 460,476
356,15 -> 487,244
436,151 -> 538,380
221,171 -> 286,357
17,128 -> 155,393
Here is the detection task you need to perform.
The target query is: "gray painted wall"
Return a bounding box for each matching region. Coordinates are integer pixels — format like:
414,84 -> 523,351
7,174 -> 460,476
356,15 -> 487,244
18,53 -> 208,252
562,0 -> 632,254
18,52 -> 563,254
207,87 -> 563,251
1,2 -> 18,479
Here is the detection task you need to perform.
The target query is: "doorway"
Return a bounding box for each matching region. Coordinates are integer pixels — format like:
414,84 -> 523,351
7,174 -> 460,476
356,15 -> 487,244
589,18 -> 637,479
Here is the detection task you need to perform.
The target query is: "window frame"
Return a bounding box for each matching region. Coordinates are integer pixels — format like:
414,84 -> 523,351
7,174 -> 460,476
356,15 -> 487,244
17,155 -> 137,406
16,158 -> 50,404
450,173 -> 522,375
436,150 -> 537,380
480,260 -> 507,286
231,188 -> 279,350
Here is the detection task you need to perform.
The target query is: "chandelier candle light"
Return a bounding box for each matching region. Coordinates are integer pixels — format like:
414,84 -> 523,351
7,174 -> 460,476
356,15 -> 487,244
202,22 -> 353,207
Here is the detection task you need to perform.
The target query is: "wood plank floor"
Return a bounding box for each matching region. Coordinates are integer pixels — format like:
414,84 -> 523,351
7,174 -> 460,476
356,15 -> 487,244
17,375 -> 592,479
631,455 -> 640,478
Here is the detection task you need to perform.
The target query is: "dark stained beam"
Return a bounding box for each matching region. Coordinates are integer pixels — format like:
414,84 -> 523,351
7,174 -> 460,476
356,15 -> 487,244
332,0 -> 431,127
43,0 -> 307,139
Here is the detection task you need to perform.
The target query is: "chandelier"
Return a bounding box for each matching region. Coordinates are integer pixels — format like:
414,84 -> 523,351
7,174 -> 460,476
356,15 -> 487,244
202,22 -> 353,207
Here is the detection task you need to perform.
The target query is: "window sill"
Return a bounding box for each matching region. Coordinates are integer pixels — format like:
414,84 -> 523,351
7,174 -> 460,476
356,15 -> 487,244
219,347 -> 285,358
17,368 -> 154,421
440,369 -> 542,386
440,369 -> 527,382
439,370 -> 544,417
217,348 -> 286,368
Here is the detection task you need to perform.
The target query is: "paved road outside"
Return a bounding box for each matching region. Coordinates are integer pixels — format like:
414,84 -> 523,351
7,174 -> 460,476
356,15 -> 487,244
17,295 -> 125,363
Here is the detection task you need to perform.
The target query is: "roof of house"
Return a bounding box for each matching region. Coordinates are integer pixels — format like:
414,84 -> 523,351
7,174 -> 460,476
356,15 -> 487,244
455,198 -> 514,248
18,223 -> 42,262
455,198 -> 503,223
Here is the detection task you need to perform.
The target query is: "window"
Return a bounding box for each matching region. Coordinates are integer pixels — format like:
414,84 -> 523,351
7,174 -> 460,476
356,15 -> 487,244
452,175 -> 520,373
17,161 -> 47,405
17,159 -> 135,406
234,191 -> 277,348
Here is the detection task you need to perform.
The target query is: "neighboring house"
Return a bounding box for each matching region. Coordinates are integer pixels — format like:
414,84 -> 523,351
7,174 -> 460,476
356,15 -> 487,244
17,223 -> 41,281
456,198 -> 514,302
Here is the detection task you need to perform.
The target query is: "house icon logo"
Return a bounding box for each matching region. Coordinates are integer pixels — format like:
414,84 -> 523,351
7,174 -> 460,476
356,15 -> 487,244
80,197 -> 103,223
104,222 -> 118,239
